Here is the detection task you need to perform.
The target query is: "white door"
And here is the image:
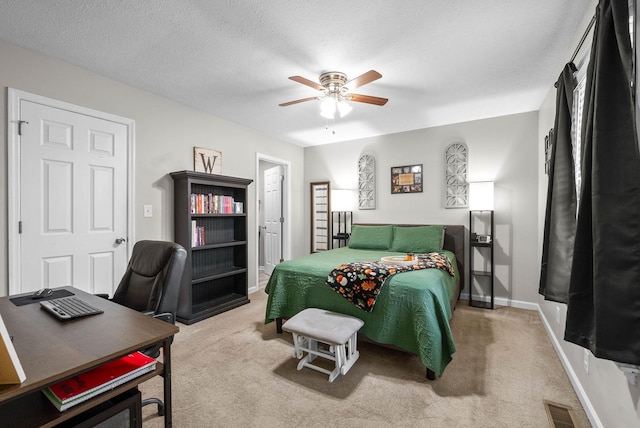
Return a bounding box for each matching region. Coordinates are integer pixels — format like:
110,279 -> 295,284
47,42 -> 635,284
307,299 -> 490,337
264,166 -> 283,275
15,99 -> 130,295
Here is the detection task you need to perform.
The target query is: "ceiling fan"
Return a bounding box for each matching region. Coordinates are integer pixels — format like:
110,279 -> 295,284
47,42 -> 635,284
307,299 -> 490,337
279,70 -> 388,119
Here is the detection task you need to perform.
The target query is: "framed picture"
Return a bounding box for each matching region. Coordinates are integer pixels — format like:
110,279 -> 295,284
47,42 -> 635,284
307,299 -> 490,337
194,146 -> 222,174
310,181 -> 330,253
391,164 -> 423,194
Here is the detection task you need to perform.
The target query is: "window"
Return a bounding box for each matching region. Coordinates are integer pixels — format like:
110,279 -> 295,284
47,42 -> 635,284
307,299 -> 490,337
571,2 -> 635,210
571,55 -> 588,209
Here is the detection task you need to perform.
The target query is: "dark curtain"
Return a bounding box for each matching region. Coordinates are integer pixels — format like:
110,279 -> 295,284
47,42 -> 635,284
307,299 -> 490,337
565,0 -> 640,366
539,63 -> 577,303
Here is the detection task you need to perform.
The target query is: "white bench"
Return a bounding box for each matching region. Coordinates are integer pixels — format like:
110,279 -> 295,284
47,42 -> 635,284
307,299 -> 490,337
282,308 -> 364,382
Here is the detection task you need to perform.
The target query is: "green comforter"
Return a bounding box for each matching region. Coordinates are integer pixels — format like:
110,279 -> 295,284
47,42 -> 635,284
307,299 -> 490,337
264,247 -> 459,377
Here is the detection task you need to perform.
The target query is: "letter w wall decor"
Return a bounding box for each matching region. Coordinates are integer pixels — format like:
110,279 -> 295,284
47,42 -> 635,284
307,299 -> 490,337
194,146 -> 222,174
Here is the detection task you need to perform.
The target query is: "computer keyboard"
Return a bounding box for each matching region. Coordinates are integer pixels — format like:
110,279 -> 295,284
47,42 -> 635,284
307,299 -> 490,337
40,296 -> 104,320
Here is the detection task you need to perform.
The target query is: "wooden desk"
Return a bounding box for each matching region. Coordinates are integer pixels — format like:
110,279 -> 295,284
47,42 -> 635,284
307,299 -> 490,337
0,287 -> 179,427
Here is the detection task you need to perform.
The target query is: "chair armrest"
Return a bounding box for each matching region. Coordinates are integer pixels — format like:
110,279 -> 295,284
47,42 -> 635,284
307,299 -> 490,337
141,312 -> 176,358
153,312 -> 175,325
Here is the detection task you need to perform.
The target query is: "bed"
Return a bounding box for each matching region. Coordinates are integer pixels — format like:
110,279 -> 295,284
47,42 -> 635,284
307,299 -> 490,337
264,224 -> 465,379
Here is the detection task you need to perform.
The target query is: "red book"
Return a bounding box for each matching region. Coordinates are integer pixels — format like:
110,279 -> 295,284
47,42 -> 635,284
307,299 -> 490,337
42,351 -> 156,411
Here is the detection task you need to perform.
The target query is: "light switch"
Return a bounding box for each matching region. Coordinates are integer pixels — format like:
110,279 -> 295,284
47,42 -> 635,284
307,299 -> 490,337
143,205 -> 152,218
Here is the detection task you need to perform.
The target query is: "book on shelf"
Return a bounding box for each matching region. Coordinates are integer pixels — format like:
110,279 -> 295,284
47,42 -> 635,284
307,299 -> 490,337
42,351 -> 156,411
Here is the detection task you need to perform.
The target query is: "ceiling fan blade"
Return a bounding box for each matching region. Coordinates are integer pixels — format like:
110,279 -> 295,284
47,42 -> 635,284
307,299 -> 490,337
346,70 -> 382,90
348,93 -> 388,106
279,96 -> 318,107
288,76 -> 323,91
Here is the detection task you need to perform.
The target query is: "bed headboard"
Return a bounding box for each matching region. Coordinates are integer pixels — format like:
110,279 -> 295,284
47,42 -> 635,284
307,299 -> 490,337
353,224 -> 465,294
442,225 -> 465,293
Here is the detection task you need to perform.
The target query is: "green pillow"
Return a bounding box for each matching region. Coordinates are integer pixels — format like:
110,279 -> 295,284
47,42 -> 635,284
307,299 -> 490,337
348,225 -> 394,250
390,225 -> 445,253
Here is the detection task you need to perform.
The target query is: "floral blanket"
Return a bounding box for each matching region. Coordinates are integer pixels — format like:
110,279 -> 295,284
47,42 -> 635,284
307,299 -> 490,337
326,252 -> 455,312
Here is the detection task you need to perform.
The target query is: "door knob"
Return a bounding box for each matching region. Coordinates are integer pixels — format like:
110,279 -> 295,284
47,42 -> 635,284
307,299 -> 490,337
115,237 -> 127,244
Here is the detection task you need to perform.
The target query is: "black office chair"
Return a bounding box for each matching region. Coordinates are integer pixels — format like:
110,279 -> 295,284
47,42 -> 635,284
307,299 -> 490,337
109,240 -> 186,416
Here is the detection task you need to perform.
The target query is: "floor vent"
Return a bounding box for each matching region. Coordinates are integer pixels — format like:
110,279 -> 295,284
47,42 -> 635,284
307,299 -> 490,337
544,400 -> 578,428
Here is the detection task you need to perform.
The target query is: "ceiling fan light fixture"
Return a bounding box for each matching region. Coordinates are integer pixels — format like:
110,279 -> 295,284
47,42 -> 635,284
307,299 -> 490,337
320,93 -> 352,119
337,100 -> 352,117
281,70 -> 387,116
320,97 -> 337,119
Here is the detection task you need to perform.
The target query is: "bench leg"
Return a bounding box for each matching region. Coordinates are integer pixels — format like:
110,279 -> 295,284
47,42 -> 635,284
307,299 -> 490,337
328,364 -> 341,382
291,333 -> 303,358
334,344 -> 345,372
308,338 -> 318,363
340,333 -> 360,375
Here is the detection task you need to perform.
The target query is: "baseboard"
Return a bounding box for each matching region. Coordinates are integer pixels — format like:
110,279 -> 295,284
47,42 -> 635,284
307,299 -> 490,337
537,306 -> 603,428
458,293 -> 537,311
494,296 -> 538,311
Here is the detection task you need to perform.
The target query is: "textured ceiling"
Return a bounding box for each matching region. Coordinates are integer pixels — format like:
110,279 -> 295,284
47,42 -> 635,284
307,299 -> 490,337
0,1 -> 592,147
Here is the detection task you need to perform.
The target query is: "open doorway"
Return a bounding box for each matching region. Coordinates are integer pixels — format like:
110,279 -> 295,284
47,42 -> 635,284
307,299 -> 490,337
254,153 -> 291,292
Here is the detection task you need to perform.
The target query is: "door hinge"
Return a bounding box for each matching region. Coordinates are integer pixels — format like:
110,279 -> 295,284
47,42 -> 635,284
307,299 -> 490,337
280,217 -> 284,223
18,221 -> 22,234
18,120 -> 29,136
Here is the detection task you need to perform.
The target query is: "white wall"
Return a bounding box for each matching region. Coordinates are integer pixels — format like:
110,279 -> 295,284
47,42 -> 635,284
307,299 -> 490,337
535,2 -> 640,427
303,111 -> 540,305
0,39 -> 306,297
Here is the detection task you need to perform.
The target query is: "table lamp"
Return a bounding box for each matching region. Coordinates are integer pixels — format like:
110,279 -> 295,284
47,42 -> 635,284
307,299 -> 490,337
469,181 -> 494,211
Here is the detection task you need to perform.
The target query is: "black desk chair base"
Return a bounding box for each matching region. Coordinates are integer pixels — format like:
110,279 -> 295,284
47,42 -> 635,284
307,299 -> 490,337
143,397 -> 165,416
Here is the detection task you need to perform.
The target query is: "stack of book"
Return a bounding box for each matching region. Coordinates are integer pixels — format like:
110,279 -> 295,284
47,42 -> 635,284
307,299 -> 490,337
190,193 -> 243,214
42,351 -> 156,411
192,220 -> 205,247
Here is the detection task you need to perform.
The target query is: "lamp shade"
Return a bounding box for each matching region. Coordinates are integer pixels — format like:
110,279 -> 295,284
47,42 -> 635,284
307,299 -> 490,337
331,189 -> 355,211
469,181 -> 494,211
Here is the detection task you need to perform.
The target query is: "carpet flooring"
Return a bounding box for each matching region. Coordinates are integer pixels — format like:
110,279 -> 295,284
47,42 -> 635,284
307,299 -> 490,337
139,287 -> 591,427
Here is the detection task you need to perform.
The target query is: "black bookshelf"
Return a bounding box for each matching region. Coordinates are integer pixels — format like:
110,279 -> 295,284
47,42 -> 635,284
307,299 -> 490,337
171,170 -> 253,324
